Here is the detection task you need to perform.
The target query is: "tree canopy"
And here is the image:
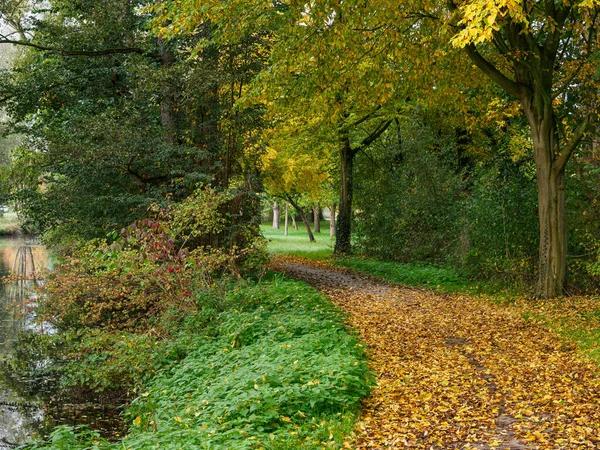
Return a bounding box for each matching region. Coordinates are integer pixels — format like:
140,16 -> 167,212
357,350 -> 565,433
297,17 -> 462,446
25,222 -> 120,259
0,0 -> 599,296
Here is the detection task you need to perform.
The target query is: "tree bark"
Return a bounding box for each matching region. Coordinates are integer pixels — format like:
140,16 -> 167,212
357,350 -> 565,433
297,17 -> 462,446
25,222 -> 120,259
523,98 -> 568,298
334,135 -> 355,254
272,201 -> 280,229
284,202 -> 289,236
313,204 -> 321,233
158,38 -> 178,144
329,204 -> 336,237
287,197 -> 315,242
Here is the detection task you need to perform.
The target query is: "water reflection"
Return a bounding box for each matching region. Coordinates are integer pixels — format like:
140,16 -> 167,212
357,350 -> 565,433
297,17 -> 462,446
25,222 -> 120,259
0,237 -> 49,448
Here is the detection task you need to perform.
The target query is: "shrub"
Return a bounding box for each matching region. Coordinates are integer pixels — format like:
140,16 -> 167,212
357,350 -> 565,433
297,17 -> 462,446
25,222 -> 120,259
40,186 -> 267,335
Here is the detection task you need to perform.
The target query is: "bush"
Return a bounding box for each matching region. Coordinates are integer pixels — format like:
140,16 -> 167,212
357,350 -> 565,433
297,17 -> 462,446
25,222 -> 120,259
40,186 -> 267,334
463,158 -> 538,279
30,186 -> 266,399
354,118 -> 465,264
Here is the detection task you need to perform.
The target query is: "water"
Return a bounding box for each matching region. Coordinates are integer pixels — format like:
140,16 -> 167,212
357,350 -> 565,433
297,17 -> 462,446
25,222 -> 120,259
0,236 -> 50,448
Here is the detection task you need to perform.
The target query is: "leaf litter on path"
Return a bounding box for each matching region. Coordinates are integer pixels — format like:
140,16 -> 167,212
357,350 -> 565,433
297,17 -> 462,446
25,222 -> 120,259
270,256 -> 600,449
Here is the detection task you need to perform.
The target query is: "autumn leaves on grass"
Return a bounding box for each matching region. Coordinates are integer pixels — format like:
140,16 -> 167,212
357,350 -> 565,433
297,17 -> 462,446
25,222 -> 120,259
276,256 -> 600,449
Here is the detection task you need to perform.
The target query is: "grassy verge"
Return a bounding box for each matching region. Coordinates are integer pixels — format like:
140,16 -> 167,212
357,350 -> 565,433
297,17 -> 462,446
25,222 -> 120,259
24,274 -> 371,450
332,257 -> 526,302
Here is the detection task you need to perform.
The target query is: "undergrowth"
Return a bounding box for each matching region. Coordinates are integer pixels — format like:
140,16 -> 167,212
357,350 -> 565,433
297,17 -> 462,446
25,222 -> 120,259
23,274 -> 371,449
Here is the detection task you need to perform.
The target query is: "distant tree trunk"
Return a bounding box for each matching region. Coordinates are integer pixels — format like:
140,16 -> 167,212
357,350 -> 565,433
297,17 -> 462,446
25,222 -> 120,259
329,204 -> 336,237
313,204 -> 321,233
284,202 -> 289,236
158,38 -> 178,144
287,197 -> 315,242
291,214 -> 298,230
272,201 -> 280,229
334,135 -> 355,254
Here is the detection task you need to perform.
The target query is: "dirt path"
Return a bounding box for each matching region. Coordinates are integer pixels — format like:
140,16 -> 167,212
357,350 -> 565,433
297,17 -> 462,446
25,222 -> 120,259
272,257 -> 600,449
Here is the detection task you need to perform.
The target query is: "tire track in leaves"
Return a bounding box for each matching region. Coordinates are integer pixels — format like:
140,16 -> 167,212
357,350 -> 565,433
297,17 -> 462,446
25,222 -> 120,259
271,256 -> 600,449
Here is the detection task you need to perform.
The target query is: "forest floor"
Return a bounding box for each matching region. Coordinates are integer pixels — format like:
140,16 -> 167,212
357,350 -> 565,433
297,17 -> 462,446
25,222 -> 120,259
270,255 -> 600,450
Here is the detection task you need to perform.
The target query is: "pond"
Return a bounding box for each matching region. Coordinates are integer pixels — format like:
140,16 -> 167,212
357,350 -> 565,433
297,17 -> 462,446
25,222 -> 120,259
0,236 -> 50,448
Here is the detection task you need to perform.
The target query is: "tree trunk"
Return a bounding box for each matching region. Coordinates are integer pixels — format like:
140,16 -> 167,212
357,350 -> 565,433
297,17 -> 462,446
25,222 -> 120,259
291,214 -> 298,230
313,205 -> 321,233
525,104 -> 567,298
284,202 -> 289,236
334,135 -> 355,254
158,38 -> 178,144
329,204 -> 336,237
272,201 -> 280,229
535,163 -> 566,297
287,197 -> 315,242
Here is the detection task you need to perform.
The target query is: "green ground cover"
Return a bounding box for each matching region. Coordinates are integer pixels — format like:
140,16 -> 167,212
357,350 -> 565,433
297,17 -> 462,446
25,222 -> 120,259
261,223 -> 334,260
24,274 -> 371,450
0,210 -> 20,235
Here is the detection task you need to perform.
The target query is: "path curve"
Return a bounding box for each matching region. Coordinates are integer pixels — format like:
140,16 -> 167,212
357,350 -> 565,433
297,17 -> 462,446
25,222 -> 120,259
272,256 -> 600,450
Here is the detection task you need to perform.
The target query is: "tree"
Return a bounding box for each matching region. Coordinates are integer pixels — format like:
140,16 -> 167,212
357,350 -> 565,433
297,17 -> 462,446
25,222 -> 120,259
153,0 -> 406,254
0,0 -> 267,242
447,0 -> 599,297
260,117 -> 332,242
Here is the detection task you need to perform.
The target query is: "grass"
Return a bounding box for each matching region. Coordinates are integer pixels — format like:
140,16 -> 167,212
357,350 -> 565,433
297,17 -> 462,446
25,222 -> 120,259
262,222 -> 523,301
0,210 -> 21,235
333,257 -> 526,303
261,222 -> 334,260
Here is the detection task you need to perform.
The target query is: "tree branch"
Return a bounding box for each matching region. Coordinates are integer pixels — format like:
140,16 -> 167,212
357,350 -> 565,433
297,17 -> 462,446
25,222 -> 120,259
349,106 -> 382,128
555,115 -> 593,173
0,37 -> 144,57
353,119 -> 392,155
463,44 -> 521,98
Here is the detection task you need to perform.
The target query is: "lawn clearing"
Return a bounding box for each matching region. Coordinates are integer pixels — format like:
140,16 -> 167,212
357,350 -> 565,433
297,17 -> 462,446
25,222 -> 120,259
261,223 -> 334,260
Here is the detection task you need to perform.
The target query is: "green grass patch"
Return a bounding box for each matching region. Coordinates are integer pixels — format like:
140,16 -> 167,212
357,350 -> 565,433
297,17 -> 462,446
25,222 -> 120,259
332,257 -> 524,303
0,211 -> 21,235
24,274 -> 371,450
261,223 -> 334,260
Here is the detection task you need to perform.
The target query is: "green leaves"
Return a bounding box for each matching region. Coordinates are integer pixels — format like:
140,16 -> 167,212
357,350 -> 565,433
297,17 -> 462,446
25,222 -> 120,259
123,277 -> 371,449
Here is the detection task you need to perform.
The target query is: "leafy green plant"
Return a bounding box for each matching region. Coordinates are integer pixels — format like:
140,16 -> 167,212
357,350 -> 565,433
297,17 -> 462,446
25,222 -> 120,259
23,275 -> 371,449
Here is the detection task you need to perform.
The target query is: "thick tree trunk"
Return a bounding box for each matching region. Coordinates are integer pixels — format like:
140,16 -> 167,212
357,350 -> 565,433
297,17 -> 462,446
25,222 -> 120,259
287,197 -> 315,242
535,162 -> 567,297
523,96 -> 568,298
313,205 -> 321,233
284,203 -> 289,236
329,204 -> 336,237
272,201 -> 280,229
334,136 -> 355,254
528,115 -> 567,298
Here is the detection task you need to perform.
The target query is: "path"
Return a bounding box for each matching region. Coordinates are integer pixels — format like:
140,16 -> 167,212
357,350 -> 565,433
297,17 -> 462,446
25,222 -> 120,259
272,256 -> 600,449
